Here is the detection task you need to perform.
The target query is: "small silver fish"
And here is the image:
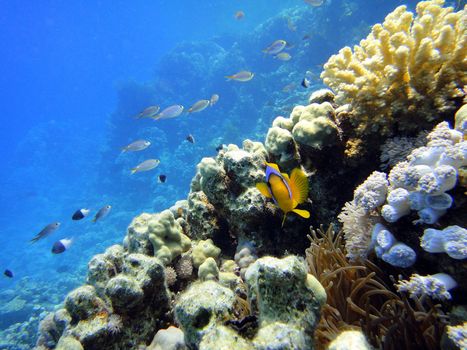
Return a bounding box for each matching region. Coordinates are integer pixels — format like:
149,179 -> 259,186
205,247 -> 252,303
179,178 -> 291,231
274,52 -> 292,61
210,94 -> 219,106
188,100 -> 210,113
304,0 -> 324,6
30,222 -> 61,243
131,159 -> 160,174
262,40 -> 287,55
93,205 -> 112,223
153,105 -> 184,120
121,140 -> 151,153
225,71 -> 254,82
134,106 -> 160,119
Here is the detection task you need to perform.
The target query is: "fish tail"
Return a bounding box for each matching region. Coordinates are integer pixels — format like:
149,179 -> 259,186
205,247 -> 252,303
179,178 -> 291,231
92,217 -> 97,223
292,208 -> 310,219
131,168 -> 137,175
225,75 -> 233,81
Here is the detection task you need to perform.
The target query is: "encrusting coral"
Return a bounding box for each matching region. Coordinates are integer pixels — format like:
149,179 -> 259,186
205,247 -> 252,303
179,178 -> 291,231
124,210 -> 191,265
321,0 -> 466,146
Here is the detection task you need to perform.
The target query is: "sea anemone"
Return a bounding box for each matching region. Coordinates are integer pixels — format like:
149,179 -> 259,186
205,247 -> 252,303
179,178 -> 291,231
107,314 -> 123,335
306,225 -> 447,350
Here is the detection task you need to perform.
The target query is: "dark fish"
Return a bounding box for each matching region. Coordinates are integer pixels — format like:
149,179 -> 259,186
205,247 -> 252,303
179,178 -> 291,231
52,238 -> 73,254
302,34 -> 311,40
158,174 -> 167,183
301,77 -> 311,88
72,208 -> 90,221
4,269 -> 13,278
186,134 -> 195,144
93,205 -> 112,223
30,222 -> 61,243
216,144 -> 224,152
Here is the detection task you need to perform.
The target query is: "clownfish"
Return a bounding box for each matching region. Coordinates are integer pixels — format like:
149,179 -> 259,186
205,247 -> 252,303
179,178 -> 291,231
256,162 -> 310,227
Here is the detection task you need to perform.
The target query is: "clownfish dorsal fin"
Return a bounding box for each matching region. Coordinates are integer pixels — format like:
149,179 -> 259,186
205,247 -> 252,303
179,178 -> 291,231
265,162 -> 280,172
256,182 -> 272,198
281,172 -> 290,181
289,168 -> 309,204
293,208 -> 310,218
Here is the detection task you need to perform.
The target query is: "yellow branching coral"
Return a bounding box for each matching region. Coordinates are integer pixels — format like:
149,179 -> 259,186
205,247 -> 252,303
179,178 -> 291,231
321,0 -> 466,137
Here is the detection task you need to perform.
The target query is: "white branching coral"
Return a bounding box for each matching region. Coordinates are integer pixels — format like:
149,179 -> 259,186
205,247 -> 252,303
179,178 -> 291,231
321,0 -> 466,137
396,273 -> 457,300
338,201 -> 379,261
447,323 -> 467,350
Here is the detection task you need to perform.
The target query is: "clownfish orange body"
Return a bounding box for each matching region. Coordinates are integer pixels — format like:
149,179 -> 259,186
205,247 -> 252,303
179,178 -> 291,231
256,162 -> 310,226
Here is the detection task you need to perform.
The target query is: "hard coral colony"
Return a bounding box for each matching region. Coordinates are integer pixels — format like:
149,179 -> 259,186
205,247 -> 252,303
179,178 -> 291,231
34,1 -> 466,350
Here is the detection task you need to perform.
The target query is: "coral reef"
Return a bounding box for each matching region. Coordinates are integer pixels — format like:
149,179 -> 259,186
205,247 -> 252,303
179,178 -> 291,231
306,226 -> 448,350
174,280 -> 237,348
146,326 -> 186,350
446,322 -> 467,350
174,255 -> 325,350
33,3 -> 467,349
35,249 -> 170,349
396,272 -> 458,300
339,119 -> 466,284
124,210 -> 191,265
327,330 -> 371,350
246,256 -> 326,347
321,0 -> 466,156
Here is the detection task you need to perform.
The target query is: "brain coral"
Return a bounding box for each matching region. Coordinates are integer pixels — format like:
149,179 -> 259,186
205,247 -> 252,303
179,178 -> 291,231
321,0 -> 466,138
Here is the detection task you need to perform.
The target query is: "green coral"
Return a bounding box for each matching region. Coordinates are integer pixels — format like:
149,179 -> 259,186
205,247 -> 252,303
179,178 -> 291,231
198,257 -> 219,281
56,336 -> 84,350
267,102 -> 339,160
199,325 -> 253,350
291,102 -> 338,150
192,239 -> 221,268
125,210 -> 191,265
265,126 -> 296,162
245,255 -> 325,345
253,322 -> 308,350
174,281 -> 236,348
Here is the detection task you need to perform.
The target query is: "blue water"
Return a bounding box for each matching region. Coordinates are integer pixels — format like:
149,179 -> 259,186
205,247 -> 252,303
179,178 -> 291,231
0,0 -> 426,347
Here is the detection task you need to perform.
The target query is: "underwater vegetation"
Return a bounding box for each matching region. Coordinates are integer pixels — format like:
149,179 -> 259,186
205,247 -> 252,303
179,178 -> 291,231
0,0 -> 465,349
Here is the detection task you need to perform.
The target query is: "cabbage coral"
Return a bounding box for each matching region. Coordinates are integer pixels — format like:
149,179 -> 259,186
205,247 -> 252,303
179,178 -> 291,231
321,0 -> 466,140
